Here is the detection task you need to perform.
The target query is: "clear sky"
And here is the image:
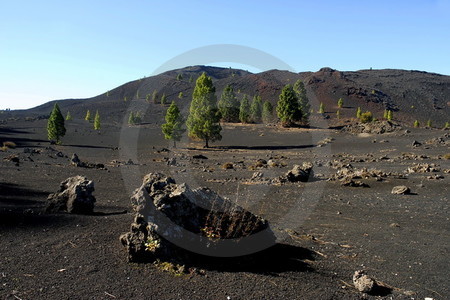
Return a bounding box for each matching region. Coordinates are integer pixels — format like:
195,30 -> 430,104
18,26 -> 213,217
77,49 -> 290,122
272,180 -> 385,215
1,0 -> 449,110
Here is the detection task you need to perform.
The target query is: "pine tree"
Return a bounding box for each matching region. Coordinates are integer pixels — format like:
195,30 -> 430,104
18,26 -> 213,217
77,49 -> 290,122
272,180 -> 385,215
356,107 -> 362,118
250,95 -> 263,123
276,84 -> 302,127
337,98 -> 344,109
85,110 -> 92,122
383,109 -> 389,119
414,120 -> 420,128
176,73 -> 183,81
318,102 -> 325,114
94,110 -> 101,130
218,84 -> 240,122
262,101 -> 273,123
293,79 -> 310,125
444,121 -> 449,129
387,110 -> 393,121
239,95 -> 251,123
128,112 -> 135,125
178,92 -> 184,99
47,103 -> 66,144
426,119 -> 432,128
161,94 -> 168,105
152,90 -> 159,104
65,111 -> 72,121
162,102 -> 185,147
186,72 -> 222,148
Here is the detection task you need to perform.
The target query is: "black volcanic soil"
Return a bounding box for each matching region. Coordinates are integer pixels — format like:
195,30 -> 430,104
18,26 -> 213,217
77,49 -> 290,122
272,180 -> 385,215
1,115 -> 449,300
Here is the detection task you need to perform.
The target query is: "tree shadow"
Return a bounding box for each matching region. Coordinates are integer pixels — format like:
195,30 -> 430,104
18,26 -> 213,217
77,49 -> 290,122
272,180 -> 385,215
214,144 -> 316,151
64,144 -> 115,150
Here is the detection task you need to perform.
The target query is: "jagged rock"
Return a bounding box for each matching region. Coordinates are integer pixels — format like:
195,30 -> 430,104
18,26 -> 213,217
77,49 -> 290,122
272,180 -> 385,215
391,185 -> 411,195
46,176 -> 96,214
341,179 -> 369,188
407,163 -> 440,173
70,153 -> 82,167
412,140 -> 422,147
192,154 -> 208,160
353,270 -> 376,293
285,162 -> 314,182
4,154 -> 19,165
167,158 -> 177,166
120,173 -> 275,262
251,171 -> 264,181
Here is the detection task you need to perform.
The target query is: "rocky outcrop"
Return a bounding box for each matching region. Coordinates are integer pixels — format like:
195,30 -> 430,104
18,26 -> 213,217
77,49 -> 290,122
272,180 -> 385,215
120,173 -> 275,262
46,176 -> 96,214
342,121 -> 401,134
284,163 -> 314,182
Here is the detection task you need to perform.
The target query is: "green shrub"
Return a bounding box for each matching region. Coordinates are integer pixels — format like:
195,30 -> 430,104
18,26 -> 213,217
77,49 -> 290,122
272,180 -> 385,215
359,111 -> 373,123
414,120 -> 420,128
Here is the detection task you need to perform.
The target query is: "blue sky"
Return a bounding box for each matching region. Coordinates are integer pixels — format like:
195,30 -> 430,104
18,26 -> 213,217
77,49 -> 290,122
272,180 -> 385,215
1,0 -> 449,110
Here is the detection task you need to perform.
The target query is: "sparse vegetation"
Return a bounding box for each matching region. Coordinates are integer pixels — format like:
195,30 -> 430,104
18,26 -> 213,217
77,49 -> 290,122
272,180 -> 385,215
239,95 -> 251,123
359,111 -> 373,123
262,101 -> 274,123
123,96 -> 128,102
186,72 -> 222,148
47,103 -> 66,144
250,95 -> 262,123
65,111 -> 72,121
337,98 -> 344,108
387,110 -> 393,121
161,94 -> 168,105
162,102 -> 185,148
128,111 -> 142,125
178,92 -> 183,99
218,84 -> 240,122
444,122 -> 450,129
414,120 -> 420,128
426,119 -> 432,128
176,73 -> 183,81
152,90 -> 159,104
94,110 -> 101,130
276,84 -> 302,127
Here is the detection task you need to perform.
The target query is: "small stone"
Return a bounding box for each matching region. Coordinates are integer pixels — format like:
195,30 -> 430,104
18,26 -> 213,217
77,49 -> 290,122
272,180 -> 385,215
353,270 -> 376,293
391,185 -> 410,195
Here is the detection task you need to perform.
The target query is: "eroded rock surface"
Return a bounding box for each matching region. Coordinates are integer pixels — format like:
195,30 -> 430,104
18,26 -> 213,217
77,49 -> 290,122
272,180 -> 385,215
46,176 -> 96,214
120,173 -> 275,262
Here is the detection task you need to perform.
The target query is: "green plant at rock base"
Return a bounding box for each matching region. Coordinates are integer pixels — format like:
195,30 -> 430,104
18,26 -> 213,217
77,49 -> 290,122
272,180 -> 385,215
337,98 -> 344,108
94,110 -> 101,130
444,122 -> 449,129
356,107 -> 362,118
359,111 -> 373,123
47,103 -> 66,144
414,120 -> 420,128
186,72 -> 222,148
145,238 -> 161,252
162,102 -> 185,148
154,260 -> 185,276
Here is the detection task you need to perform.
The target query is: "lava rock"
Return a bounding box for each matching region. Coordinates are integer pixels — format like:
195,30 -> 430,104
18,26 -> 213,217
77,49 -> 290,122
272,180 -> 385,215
285,162 -> 314,182
391,185 -> 411,195
353,270 -> 376,293
46,176 -> 96,214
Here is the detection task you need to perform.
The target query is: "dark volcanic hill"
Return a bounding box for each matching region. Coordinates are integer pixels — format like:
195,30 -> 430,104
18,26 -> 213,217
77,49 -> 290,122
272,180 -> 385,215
2,66 -> 449,127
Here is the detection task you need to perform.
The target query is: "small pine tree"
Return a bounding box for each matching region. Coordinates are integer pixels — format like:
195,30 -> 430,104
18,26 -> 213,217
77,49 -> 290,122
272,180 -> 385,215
426,119 -> 432,128
356,107 -> 362,118
337,98 -> 344,108
162,102 -> 186,147
293,79 -> 310,125
239,95 -> 251,123
176,73 -> 183,81
47,103 -> 66,144
262,101 -> 273,123
178,92 -> 184,99
318,102 -> 325,114
383,109 -> 389,119
128,112 -> 135,125
336,110 -> 341,119
387,110 -> 393,121
360,111 -> 373,123
123,96 -> 128,102
85,110 -> 92,122
146,94 -> 151,102
276,84 -> 302,127
152,90 -> 159,104
65,111 -> 72,121
161,94 -> 168,105
249,95 -> 263,123
414,120 -> 420,128
189,75 -> 194,83
94,110 -> 101,130
136,90 -> 140,99
186,72 -> 222,148
444,121 -> 449,129
218,84 -> 240,122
